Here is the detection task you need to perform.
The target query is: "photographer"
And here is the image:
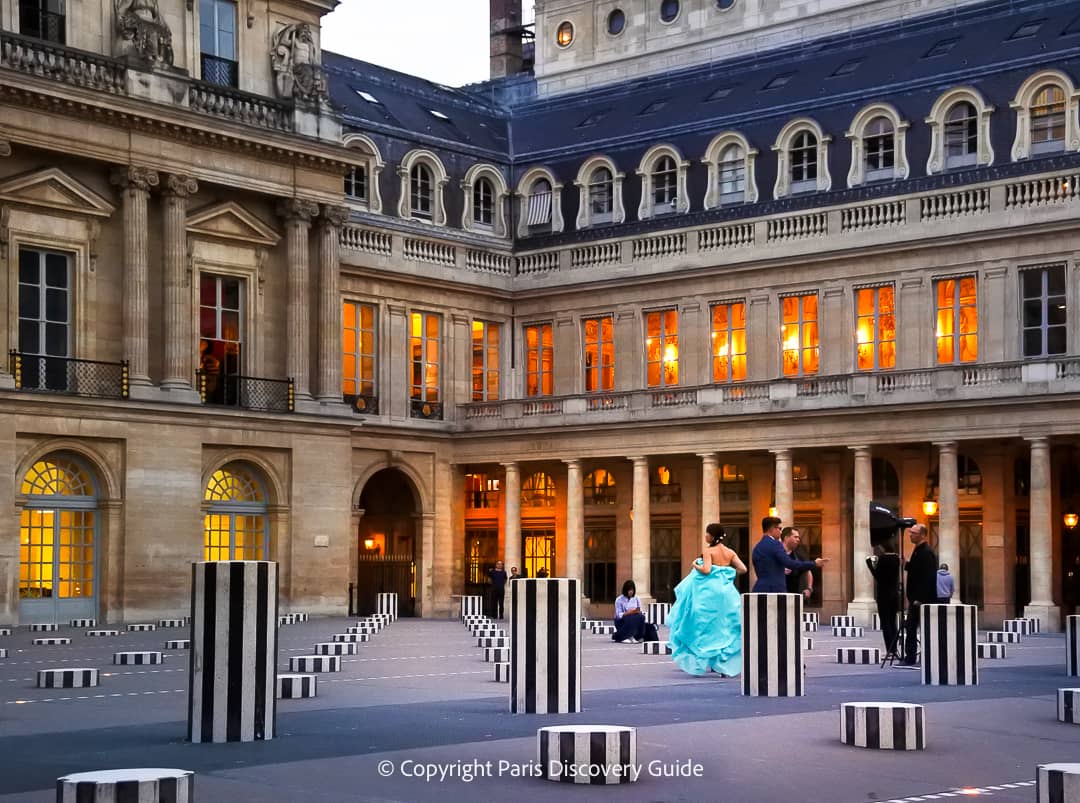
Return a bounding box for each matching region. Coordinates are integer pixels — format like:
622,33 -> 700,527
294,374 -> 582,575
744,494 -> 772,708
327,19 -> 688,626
866,540 -> 901,654
901,523 -> 938,666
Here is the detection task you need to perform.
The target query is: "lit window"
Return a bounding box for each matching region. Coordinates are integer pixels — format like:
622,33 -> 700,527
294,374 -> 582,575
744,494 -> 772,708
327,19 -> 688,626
935,278 -> 978,364
471,320 -> 500,401
589,167 -> 614,223
197,272 -> 243,407
556,21 -> 574,47
711,302 -> 747,382
645,309 -> 679,388
203,464 -> 267,561
465,473 -> 500,509
718,144 -> 746,204
855,286 -> 896,371
585,469 -> 617,505
1031,85 -> 1066,154
410,164 -> 433,219
944,102 -> 979,169
522,472 -> 556,507
1021,265 -> 1067,358
342,301 -> 378,412
524,323 -> 553,397
344,165 -> 367,202
790,131 -> 818,193
652,155 -> 678,214
473,177 -> 495,226
583,316 -> 615,393
781,294 -> 819,377
863,117 -> 895,181
409,311 -> 441,418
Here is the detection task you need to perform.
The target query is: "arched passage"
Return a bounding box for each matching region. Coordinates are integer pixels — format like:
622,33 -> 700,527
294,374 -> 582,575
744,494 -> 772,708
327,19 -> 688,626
356,468 -> 419,616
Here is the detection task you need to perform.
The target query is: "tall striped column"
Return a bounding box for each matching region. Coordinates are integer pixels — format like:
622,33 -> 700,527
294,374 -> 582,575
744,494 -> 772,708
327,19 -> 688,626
510,578 -> 581,713
921,603 -> 978,686
188,561 -> 278,743
1067,615 -> 1080,676
742,593 -> 802,697
376,592 -> 398,621
1037,764 -> 1080,803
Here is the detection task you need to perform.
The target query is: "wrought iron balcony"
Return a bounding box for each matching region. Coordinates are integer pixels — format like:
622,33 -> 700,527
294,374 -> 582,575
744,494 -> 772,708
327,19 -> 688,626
343,393 -> 379,415
9,351 -> 129,400
196,371 -> 294,413
199,53 -> 238,88
410,399 -> 443,420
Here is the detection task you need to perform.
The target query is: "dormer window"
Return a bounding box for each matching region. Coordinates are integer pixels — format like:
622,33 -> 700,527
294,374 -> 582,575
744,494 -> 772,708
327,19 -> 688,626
344,166 -> 367,203
846,104 -> 909,187
574,158 -> 625,229
637,146 -> 690,219
528,179 -> 552,230
462,165 -> 509,237
589,167 -> 614,224
19,0 -> 65,44
651,156 -> 677,214
718,144 -> 746,203
863,117 -> 895,181
790,131 -> 818,194
342,134 -> 385,213
473,178 -> 494,227
517,169 -> 565,238
704,133 -> 758,207
1010,71 -> 1080,161
410,164 -> 433,219
397,150 -> 449,225
1031,85 -> 1067,154
944,102 -> 978,169
926,88 -> 994,174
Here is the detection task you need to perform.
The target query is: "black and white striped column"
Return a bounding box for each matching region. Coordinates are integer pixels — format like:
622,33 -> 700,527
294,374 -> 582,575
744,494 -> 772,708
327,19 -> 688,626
837,648 -> 880,664
1058,689 -> 1080,725
188,560 -> 278,743
460,595 -> 484,620
376,592 -> 398,621
57,769 -> 194,803
38,668 -> 98,688
1037,763 -> 1080,802
1068,616 -> 1080,676
114,651 -> 162,665
537,725 -> 636,784
830,615 -> 854,628
978,643 -> 1007,659
840,702 -> 925,750
742,593 -> 802,697
646,602 -> 670,625
277,674 -> 317,699
921,603 -> 978,686
510,578 -> 581,714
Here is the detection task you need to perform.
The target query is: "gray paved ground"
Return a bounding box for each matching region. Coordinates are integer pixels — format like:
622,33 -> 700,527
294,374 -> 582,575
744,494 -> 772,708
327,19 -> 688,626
0,616 -> 1076,802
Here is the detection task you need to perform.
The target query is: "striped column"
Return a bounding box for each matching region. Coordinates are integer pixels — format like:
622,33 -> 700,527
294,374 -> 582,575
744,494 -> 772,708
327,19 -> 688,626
1068,616 -> 1080,676
1058,689 -> 1080,724
376,592 -> 398,621
510,578 -> 581,713
840,702 -> 925,750
188,560 -> 278,743
646,602 -> 670,625
1037,764 -> 1080,803
57,769 -> 194,803
921,603 -> 978,686
537,725 -> 636,784
460,595 -> 484,620
742,593 -> 802,697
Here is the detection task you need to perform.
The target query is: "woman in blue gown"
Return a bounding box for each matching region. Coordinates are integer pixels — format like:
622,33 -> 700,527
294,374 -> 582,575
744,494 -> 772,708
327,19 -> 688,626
668,523 -> 747,677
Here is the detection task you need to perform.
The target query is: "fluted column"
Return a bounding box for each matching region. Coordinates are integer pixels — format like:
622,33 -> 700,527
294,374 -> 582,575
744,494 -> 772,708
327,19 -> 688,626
630,456 -> 651,599
773,448 -> 793,526
849,446 -> 874,619
161,174 -> 198,391
111,166 -> 159,386
936,441 -> 960,599
277,199 -> 319,399
316,205 -> 348,401
564,459 -> 584,588
503,462 -> 521,572
1024,437 -> 1061,630
699,452 -> 719,528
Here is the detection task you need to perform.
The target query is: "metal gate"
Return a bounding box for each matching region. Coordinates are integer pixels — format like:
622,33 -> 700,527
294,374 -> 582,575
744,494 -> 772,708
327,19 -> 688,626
354,555 -> 415,617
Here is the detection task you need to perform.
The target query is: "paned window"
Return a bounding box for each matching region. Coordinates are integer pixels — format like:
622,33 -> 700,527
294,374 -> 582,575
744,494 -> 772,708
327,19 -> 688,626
945,102 -> 979,168
645,309 -> 679,387
199,0 -> 238,87
473,178 -> 495,226
781,294 -> 819,376
522,473 -> 555,508
584,526 -> 616,602
465,473 -> 500,510
855,285 -> 896,371
344,165 -> 367,202
1021,265 -> 1067,357
471,320 -> 500,401
790,131 -> 818,192
935,277 -> 978,364
589,167 -> 614,223
711,301 -> 747,382
652,155 -> 678,214
524,323 -> 553,397
409,311 -> 441,415
18,247 -> 71,362
718,144 -> 746,204
584,469 -> 617,505
410,164 -> 434,219
199,274 -> 243,406
583,316 -> 615,393
343,301 -> 377,411
863,117 -> 895,181
19,0 -> 65,43
1031,85 -> 1067,154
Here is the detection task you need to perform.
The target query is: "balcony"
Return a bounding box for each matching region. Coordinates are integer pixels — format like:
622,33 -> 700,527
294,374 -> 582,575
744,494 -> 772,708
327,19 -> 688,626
9,352 -> 129,400
196,371 -> 294,413
456,357 -> 1080,432
410,399 -> 443,420
343,393 -> 379,415
199,54 -> 237,89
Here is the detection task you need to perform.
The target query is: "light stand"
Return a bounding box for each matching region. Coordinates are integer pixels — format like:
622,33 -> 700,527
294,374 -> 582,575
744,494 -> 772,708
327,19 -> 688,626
880,527 -> 906,668
868,500 -> 916,669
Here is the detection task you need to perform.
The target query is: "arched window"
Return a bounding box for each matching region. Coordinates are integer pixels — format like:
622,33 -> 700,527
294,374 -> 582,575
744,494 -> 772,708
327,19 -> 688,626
342,134 -> 385,213
589,167 -> 614,223
522,471 -> 556,507
410,164 -> 433,219
1010,71 -> 1080,160
944,102 -> 978,169
926,89 -> 994,174
652,155 -> 677,213
473,177 -> 494,226
526,178 -> 552,233
517,168 -> 565,238
704,132 -> 758,207
637,146 -> 690,219
863,117 -> 895,181
772,120 -> 831,198
845,104 -> 910,187
719,144 -> 746,201
650,465 -> 681,504
204,462 -> 269,560
397,150 -> 448,225
585,469 -> 616,505
462,165 -> 509,237
1030,85 -> 1067,155
574,157 -> 625,229
790,131 -> 818,193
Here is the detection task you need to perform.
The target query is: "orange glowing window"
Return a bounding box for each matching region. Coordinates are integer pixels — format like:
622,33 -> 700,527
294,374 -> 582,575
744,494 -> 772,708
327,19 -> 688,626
471,320 -> 500,401
711,301 -> 747,382
855,285 -> 896,371
583,316 -> 615,393
936,277 -> 978,364
524,323 -> 553,397
781,294 -> 819,377
409,311 -> 441,403
645,309 -> 679,388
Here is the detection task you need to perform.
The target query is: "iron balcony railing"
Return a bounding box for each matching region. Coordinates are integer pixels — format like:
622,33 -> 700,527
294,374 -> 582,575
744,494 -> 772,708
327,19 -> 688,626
196,371 -> 294,413
9,351 -> 128,399
410,399 -> 443,420
343,392 -> 379,415
200,53 -> 238,88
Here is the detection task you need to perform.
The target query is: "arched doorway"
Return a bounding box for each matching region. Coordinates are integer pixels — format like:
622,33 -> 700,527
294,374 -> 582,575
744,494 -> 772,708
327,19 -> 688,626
356,469 -> 418,617
19,454 -> 99,624
203,463 -> 270,560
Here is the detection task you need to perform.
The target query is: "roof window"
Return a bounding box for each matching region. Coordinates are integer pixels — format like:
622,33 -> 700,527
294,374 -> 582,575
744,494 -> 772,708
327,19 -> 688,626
355,90 -> 380,104
429,109 -> 450,120
1008,20 -> 1045,40
831,59 -> 862,77
763,73 -> 793,90
705,86 -> 733,101
923,38 -> 960,58
577,109 -> 610,128
1063,14 -> 1080,36
639,100 -> 668,115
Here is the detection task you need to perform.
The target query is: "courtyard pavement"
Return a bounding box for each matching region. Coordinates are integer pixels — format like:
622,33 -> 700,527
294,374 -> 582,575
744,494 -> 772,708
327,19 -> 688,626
0,614 -> 1076,802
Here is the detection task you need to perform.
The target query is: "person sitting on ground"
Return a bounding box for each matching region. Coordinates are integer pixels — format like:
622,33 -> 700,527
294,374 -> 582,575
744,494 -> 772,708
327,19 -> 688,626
612,580 -> 648,643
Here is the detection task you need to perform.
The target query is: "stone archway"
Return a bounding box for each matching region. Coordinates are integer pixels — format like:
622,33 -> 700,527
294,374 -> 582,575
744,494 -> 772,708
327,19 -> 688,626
356,468 -> 420,617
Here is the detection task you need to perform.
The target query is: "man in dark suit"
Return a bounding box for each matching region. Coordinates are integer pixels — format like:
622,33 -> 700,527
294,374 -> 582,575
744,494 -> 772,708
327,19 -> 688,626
866,539 -> 901,655
752,516 -> 827,592
901,523 -> 938,666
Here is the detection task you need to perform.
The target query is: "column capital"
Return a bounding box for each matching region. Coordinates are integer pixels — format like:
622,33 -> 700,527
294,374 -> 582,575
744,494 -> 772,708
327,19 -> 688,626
276,197 -> 319,223
562,458 -> 581,469
500,461 -> 519,470
627,455 -> 650,466
696,451 -> 718,461
1025,435 -> 1050,447
319,203 -> 350,228
933,440 -> 958,452
770,448 -> 792,458
110,165 -> 159,192
163,174 -> 199,198
848,445 -> 872,456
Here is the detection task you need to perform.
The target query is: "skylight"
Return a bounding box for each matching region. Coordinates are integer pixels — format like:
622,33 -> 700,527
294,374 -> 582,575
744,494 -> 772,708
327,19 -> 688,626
762,73 -> 794,90
923,38 -> 960,58
1008,20 -> 1045,40
831,59 -> 862,77
577,109 -> 610,128
639,100 -> 668,115
1064,14 -> 1080,36
429,109 -> 450,120
705,86 -> 733,102
355,90 -> 380,104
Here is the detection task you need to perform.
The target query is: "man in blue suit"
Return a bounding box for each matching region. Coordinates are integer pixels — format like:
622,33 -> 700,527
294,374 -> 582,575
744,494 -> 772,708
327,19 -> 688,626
752,516 -> 828,592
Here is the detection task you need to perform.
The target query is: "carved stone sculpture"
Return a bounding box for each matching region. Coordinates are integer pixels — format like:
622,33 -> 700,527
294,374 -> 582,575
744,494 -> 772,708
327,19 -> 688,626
115,0 -> 174,67
271,23 -> 328,103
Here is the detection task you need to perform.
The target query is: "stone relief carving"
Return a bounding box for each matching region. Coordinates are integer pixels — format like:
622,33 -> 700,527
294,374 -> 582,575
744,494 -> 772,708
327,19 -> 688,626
270,24 -> 328,103
114,0 -> 174,67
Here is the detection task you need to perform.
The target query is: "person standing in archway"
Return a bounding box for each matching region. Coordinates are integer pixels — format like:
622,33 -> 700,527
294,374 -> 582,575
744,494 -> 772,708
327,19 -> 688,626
487,560 -> 507,619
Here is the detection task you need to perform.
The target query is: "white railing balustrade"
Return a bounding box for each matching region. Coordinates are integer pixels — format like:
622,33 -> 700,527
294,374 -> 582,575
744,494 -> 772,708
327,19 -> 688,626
920,188 -> 990,221
403,238 -> 455,266
961,364 -> 1021,386
633,233 -> 686,261
1005,174 -> 1080,208
571,243 -> 621,269
523,399 -> 563,416
466,249 -> 512,274
649,389 -> 697,407
875,370 -> 932,393
517,250 -> 560,275
340,225 -> 392,256
586,394 -> 631,412
699,223 -> 754,251
767,213 -> 828,242
841,201 -> 905,232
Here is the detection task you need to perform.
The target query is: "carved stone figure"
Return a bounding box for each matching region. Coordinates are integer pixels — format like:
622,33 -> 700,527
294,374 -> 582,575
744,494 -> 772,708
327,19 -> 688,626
271,23 -> 328,102
115,0 -> 174,67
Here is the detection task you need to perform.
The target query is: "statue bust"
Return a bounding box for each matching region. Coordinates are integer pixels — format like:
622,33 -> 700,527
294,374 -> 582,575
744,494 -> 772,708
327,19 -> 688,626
271,23 -> 328,102
115,0 -> 174,67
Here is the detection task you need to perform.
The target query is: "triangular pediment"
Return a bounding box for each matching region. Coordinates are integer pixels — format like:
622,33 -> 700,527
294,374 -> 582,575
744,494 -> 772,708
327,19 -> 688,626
0,168 -> 115,218
187,202 -> 281,247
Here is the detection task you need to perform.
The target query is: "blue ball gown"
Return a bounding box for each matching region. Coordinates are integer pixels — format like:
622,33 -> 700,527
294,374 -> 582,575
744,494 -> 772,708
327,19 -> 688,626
668,561 -> 742,676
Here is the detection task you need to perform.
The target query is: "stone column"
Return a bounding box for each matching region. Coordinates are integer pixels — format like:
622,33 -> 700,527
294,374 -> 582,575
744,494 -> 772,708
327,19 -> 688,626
503,462 -> 521,572
936,441 -> 960,599
848,445 -> 875,625
773,448 -> 793,526
161,174 -> 198,395
316,205 -> 348,403
1025,437 -> 1062,631
277,199 -> 319,400
564,459 -> 585,590
630,456 -> 652,600
699,452 -> 719,528
111,166 -> 159,388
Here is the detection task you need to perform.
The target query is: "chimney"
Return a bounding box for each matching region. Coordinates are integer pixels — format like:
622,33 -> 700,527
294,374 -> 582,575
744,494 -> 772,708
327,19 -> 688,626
490,0 -> 524,79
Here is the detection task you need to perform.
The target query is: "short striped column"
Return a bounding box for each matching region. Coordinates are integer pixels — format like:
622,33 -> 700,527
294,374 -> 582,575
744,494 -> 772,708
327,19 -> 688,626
33,637 -> 70,645
290,655 -> 340,673
86,630 -> 120,637
537,725 -> 636,784
56,769 -> 194,803
159,618 -> 186,628
0,627 -> 11,636
742,593 -> 802,697
166,639 -> 190,650
978,643 -> 1007,659
870,613 -> 880,630
642,641 -> 672,655
30,623 -> 58,632
485,646 -> 509,662
494,662 -> 510,682
986,631 -> 1021,643
460,595 -> 484,620
188,560 -> 278,743
70,618 -> 96,628
1067,616 -> 1080,676
0,648 -> 6,658
591,623 -> 616,636
315,641 -> 357,656
1003,618 -> 1033,635
1027,617 -> 1042,634
837,648 -> 880,664
922,603 -> 978,686
478,637 -> 509,648
128,623 -> 156,632
38,668 -> 98,688
840,702 -> 925,750
334,632 -> 370,643
376,592 -> 398,621
277,674 -> 317,699
804,637 -> 813,650
804,621 -> 818,632
581,619 -> 605,631
803,612 -> 819,626
834,626 -> 864,638
510,578 -> 581,714
646,602 -> 670,625
114,651 -> 162,665
831,615 -> 854,628
1058,689 -> 1080,724
1037,763 -> 1080,802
